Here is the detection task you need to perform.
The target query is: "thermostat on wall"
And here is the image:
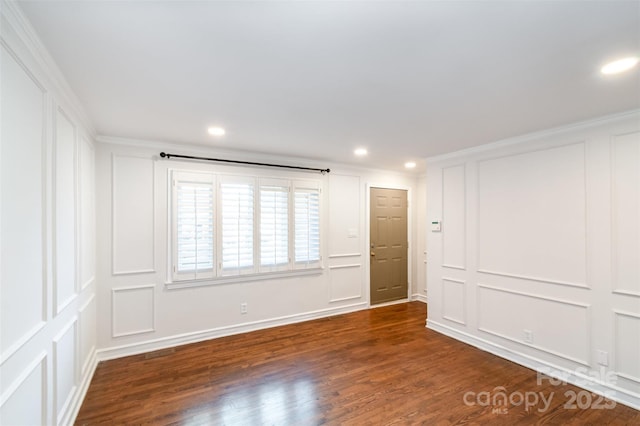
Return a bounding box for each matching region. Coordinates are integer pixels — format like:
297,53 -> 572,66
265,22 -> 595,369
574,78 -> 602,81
431,220 -> 442,232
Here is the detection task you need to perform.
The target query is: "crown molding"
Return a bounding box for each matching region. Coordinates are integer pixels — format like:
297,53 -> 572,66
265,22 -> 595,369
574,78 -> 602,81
96,134 -> 422,178
426,109 -> 640,164
1,0 -> 96,137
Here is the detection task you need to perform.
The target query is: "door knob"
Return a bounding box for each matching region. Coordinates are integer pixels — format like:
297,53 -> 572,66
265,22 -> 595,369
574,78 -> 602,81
370,251 -> 375,256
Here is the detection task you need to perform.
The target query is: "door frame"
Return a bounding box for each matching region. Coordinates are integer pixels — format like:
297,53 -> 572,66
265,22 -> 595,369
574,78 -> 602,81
365,183 -> 413,307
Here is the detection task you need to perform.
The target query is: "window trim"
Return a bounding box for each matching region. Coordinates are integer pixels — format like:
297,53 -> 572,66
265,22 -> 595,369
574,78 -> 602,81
168,169 -> 323,288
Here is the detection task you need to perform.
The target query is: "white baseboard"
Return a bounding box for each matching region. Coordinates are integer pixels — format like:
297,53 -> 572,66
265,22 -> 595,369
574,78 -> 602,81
97,302 -> 368,361
427,319 -> 640,411
411,293 -> 427,304
67,348 -> 99,425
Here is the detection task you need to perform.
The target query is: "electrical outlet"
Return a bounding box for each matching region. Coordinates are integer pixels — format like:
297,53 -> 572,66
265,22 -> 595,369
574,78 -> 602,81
240,303 -> 248,314
523,329 -> 533,344
597,350 -> 609,366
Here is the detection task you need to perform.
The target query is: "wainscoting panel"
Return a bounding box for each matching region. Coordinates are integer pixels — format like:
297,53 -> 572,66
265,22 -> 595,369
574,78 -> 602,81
0,42 -> 46,359
442,278 -> 466,325
442,165 -> 465,269
79,295 -> 96,375
614,311 -> 640,384
112,285 -> 155,337
329,263 -> 362,303
80,137 -> 95,290
328,174 -> 361,256
612,131 -> 640,297
477,143 -> 587,287
0,353 -> 47,425
53,318 -> 78,425
112,154 -> 154,275
478,284 -> 590,365
54,107 -> 78,315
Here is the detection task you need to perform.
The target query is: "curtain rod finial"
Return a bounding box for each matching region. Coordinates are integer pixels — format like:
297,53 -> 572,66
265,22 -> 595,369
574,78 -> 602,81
160,152 -> 167,158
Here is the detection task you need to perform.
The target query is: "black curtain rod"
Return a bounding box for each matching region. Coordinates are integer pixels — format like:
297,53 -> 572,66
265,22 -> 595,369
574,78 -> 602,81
159,152 -> 330,174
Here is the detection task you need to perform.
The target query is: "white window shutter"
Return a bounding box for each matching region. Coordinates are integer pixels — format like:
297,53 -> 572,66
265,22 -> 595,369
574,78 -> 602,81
294,181 -> 321,269
173,171 -> 215,281
259,179 -> 290,272
220,179 -> 255,275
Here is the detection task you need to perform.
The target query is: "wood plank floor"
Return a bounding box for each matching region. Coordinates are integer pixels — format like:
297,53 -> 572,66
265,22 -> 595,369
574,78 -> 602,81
76,302 -> 639,425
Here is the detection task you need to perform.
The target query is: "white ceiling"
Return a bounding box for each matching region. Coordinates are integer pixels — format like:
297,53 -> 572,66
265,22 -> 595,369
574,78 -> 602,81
19,0 -> 640,172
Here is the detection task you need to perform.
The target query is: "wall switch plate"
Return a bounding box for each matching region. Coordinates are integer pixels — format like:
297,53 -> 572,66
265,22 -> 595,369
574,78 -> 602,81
240,303 -> 248,314
523,329 -> 533,343
431,220 -> 442,232
597,350 -> 609,366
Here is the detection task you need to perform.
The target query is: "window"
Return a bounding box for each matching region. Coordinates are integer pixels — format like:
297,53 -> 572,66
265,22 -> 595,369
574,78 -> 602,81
220,178 -> 254,275
294,183 -> 320,268
172,172 -> 215,281
170,171 -> 322,283
259,179 -> 289,272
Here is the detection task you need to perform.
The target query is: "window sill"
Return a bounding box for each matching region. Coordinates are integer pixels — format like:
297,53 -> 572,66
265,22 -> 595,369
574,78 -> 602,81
165,267 -> 324,290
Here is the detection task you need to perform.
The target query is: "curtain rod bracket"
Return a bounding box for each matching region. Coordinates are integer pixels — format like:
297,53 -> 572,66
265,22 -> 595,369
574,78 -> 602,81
159,152 -> 329,174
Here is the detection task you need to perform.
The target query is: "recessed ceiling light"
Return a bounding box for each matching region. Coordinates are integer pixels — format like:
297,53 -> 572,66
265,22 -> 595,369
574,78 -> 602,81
601,57 -> 639,75
354,148 -> 368,156
404,161 -> 416,169
208,126 -> 226,136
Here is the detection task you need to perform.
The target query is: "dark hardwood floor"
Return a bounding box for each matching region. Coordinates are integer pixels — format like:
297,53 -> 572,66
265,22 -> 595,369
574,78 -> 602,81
76,302 -> 639,425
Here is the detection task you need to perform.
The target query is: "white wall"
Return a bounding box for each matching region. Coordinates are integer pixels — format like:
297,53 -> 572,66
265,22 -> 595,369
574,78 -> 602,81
0,2 -> 97,425
94,140 -> 420,358
426,111 -> 640,409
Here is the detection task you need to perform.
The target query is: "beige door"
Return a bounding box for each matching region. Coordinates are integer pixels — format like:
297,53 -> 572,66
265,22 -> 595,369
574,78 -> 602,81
370,187 -> 408,305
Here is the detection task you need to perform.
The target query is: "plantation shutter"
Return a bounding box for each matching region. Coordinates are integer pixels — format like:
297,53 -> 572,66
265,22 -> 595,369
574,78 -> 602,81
294,181 -> 321,269
220,178 -> 255,275
173,171 -> 215,281
259,179 -> 290,272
